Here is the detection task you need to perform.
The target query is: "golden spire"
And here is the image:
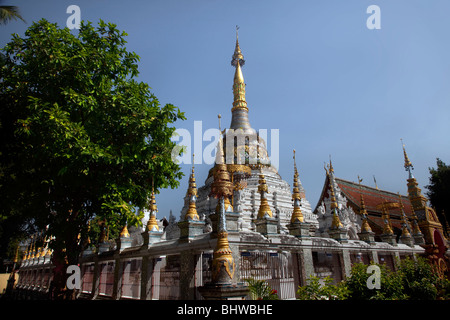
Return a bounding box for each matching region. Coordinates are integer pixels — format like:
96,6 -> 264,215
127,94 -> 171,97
401,139 -> 414,179
231,25 -> 247,112
230,27 -> 251,130
328,168 -> 343,229
381,202 -> 394,235
257,173 -> 273,219
211,134 -> 234,199
185,153 -> 200,220
231,25 -> 245,67
13,245 -> 19,264
212,196 -> 235,283
358,176 -> 372,232
398,193 -> 411,237
210,122 -> 235,283
29,236 -> 36,259
120,224 -> 130,238
401,139 -> 428,211
146,183 -> 159,232
291,150 -> 304,223
328,155 -> 334,174
24,237 -> 32,260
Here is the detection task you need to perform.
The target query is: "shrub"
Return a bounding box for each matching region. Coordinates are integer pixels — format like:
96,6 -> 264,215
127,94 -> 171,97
245,278 -> 279,300
297,276 -> 349,300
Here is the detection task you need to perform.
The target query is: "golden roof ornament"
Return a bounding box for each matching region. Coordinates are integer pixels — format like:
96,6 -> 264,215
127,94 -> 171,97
398,193 -> 412,237
29,236 -> 36,259
13,246 -> 19,263
230,26 -> 250,128
231,25 -> 245,67
328,156 -> 335,174
231,26 -> 247,112
120,224 -> 130,238
373,175 -> 379,190
211,197 -> 235,283
401,139 -> 414,179
381,202 -> 394,235
291,150 -> 304,223
146,184 -> 160,232
24,237 -> 31,260
328,165 -> 343,229
210,113 -> 235,283
357,176 -> 372,232
185,154 -> 200,221
257,173 -> 273,219
210,135 -> 234,199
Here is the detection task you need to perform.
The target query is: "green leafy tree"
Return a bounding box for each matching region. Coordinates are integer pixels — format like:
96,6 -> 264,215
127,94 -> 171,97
426,158 -> 450,235
0,19 -> 185,298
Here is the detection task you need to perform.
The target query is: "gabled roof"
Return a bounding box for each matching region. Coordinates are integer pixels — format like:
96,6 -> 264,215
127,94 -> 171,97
315,175 -> 415,236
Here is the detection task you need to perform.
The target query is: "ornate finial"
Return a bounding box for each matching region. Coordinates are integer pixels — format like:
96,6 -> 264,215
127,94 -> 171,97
381,201 -> 394,235
357,175 -> 372,232
185,153 -> 200,220
231,27 -> 248,114
373,175 -> 379,189
211,138 -> 233,200
231,26 -> 245,67
257,174 -> 273,219
328,155 -> 334,173
211,196 -> 235,283
120,224 -> 130,238
13,245 -> 19,264
331,208 -> 343,230
398,193 -> 411,237
329,179 -> 338,210
210,118 -> 235,283
401,139 -> 414,179
29,235 -> 36,259
218,114 -> 222,132
146,183 -> 159,232
329,169 -> 342,229
291,149 -> 304,223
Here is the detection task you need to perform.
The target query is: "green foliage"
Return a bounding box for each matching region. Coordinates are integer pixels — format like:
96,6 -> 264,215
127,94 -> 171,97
297,276 -> 349,300
426,158 -> 450,233
396,256 -> 440,300
245,278 -> 279,300
297,257 -> 450,300
0,5 -> 25,25
0,19 -> 185,265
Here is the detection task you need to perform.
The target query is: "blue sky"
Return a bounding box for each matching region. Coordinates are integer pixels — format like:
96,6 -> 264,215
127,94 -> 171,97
2,0 -> 450,221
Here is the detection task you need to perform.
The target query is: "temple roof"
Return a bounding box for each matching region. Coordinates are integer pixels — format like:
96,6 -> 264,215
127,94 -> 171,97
315,175 -> 416,236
